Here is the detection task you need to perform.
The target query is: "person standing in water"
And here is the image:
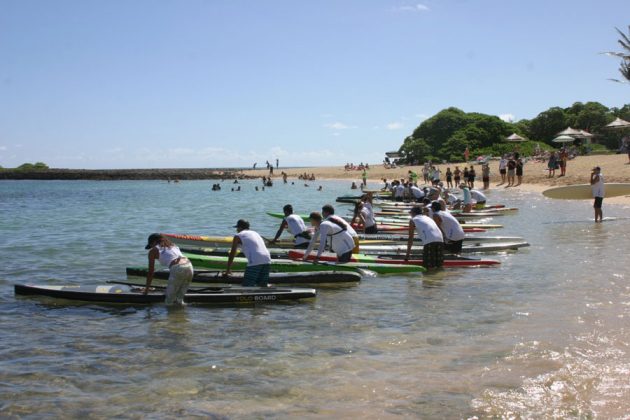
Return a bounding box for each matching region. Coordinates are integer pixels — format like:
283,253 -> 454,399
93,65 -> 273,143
590,166 -> 605,223
303,212 -> 355,263
224,219 -> 272,286
405,206 -> 444,269
430,201 -> 465,254
270,204 -> 311,249
143,234 -> 193,305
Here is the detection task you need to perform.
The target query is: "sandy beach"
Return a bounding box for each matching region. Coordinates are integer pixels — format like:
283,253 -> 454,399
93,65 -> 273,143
244,154 -> 630,206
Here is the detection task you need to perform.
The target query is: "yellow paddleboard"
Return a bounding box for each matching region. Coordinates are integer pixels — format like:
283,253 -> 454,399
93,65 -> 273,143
542,183 -> 630,200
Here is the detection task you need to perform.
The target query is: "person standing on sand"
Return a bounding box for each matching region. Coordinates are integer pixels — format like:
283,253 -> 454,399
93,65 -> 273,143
224,220 -> 271,286
548,152 -> 558,178
559,147 -> 568,177
445,167 -> 453,189
515,153 -> 524,186
276,158 -> 279,169
590,166 -> 605,223
143,234 -> 193,305
498,155 -> 507,185
362,168 -> 368,187
468,166 -> 476,189
453,166 -> 461,187
482,163 -> 490,190
506,155 -> 516,187
464,146 -> 470,162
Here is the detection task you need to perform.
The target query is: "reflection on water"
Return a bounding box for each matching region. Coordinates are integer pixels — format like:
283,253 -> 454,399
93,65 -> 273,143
1,180 -> 630,417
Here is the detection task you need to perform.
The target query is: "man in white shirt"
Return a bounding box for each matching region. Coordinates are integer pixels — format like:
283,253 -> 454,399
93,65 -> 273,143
303,212 -> 355,263
270,204 -> 311,248
405,206 -> 444,268
225,219 -> 272,286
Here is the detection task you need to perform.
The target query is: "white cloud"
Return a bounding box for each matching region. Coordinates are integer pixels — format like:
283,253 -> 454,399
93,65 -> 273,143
499,113 -> 515,123
386,122 -> 404,130
324,122 -> 356,130
396,4 -> 430,12
0,146 -> 7,151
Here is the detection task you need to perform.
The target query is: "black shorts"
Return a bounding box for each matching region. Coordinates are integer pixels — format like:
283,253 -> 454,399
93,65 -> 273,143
454,177 -> 461,184
482,177 -> 489,183
395,197 -> 403,202
444,240 -> 463,254
338,250 -> 353,263
516,169 -> 523,176
499,169 -> 506,175
422,242 -> 444,269
364,225 -> 378,234
294,242 -> 309,249
594,197 -> 603,208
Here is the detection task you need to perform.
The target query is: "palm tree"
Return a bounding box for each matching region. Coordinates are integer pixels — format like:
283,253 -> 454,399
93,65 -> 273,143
603,26 -> 630,83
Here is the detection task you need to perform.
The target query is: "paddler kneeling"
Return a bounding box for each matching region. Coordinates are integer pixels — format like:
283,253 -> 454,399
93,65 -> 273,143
269,204 -> 311,249
224,219 -> 272,287
144,233 -> 194,305
303,211 -> 355,263
405,206 -> 444,269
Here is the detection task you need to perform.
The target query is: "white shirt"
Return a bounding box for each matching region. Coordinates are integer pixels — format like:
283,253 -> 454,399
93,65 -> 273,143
360,202 -> 376,228
394,184 -> 405,198
156,245 -> 183,267
471,190 -> 487,202
592,173 -> 605,198
305,221 -> 355,258
435,211 -> 465,241
237,230 -> 271,266
499,158 -> 507,170
285,214 -> 309,245
410,186 -> 424,199
411,215 -> 443,244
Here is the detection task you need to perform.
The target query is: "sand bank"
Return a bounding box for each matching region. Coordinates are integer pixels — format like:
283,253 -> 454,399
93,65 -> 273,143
244,154 -> 630,206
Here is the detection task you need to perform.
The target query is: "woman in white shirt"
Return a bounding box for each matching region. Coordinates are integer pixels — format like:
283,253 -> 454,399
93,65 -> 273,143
144,233 -> 193,305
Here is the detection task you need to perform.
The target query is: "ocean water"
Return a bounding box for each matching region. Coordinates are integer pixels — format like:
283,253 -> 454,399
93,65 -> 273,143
1,179 -> 630,418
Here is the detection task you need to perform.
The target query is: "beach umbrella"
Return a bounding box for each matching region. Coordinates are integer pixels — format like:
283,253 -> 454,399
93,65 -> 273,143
552,135 -> 576,143
605,117 -> 630,129
506,133 -> 526,142
556,127 -> 582,137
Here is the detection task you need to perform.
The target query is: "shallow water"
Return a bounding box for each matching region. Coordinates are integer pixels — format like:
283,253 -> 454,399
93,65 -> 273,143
1,179 -> 630,418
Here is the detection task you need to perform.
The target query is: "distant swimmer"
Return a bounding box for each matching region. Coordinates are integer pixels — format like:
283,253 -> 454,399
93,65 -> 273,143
303,211 -> 355,263
405,206 -> 444,269
590,166 -> 604,223
224,219 -> 271,286
143,234 -> 193,305
317,186 -> 323,191
351,182 -> 358,190
270,204 -> 312,249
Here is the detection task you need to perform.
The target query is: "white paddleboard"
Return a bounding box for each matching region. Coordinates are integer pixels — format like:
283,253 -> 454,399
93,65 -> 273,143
542,183 -> 630,200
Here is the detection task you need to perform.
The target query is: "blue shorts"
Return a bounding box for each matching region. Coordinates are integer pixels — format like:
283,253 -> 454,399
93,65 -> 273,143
243,264 -> 270,287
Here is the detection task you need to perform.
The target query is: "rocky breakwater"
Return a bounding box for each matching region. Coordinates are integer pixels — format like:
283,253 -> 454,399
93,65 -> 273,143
0,168 -> 251,181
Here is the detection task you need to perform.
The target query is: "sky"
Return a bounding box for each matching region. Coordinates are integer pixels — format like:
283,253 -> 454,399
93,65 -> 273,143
0,0 -> 628,169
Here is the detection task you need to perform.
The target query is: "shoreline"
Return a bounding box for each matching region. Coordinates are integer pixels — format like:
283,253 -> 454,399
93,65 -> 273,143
242,154 -> 630,206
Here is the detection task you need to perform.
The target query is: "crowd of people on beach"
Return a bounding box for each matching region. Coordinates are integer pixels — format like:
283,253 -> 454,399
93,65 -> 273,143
344,162 -> 369,171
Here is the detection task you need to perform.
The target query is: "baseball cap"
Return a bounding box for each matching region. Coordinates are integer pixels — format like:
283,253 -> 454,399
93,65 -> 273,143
233,219 -> 250,229
145,233 -> 162,249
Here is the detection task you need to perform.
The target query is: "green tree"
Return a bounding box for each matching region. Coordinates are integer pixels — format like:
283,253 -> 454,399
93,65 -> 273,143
399,137 -> 433,163
528,107 -> 567,143
603,26 -> 630,83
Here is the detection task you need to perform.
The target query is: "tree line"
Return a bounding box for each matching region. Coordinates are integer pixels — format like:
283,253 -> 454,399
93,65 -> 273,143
398,102 -> 630,163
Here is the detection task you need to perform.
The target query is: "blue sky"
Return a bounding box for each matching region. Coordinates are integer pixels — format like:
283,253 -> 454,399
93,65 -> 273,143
1,0 -> 628,169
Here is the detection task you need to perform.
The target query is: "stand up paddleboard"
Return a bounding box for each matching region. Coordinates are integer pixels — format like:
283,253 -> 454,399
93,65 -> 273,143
542,183 -> 630,200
